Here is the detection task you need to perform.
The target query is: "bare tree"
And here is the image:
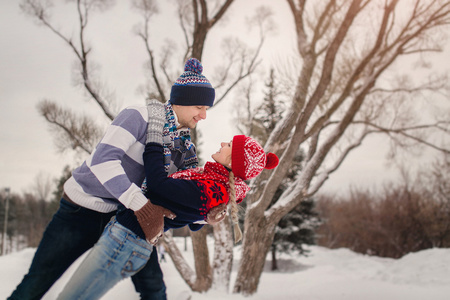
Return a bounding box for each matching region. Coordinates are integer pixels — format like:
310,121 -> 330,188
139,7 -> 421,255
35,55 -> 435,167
232,0 -> 450,295
30,171 -> 53,202
132,0 -> 275,292
37,100 -> 103,154
415,153 -> 450,247
163,3 -> 273,293
20,0 -> 119,155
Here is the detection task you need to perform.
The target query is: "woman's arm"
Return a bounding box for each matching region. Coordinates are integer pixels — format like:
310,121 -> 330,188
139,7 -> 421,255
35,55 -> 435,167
143,143 -> 204,210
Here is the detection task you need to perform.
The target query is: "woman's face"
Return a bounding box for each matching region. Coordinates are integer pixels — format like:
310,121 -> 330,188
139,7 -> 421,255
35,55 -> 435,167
212,140 -> 232,168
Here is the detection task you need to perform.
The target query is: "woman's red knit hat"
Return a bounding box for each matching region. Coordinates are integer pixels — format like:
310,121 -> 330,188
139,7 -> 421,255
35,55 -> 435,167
231,135 -> 279,180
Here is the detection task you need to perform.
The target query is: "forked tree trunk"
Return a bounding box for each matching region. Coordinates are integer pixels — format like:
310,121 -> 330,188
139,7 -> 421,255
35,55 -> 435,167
163,229 -> 212,292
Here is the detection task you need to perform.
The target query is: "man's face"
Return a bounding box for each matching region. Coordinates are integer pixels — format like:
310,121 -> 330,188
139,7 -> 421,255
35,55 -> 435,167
172,105 -> 209,128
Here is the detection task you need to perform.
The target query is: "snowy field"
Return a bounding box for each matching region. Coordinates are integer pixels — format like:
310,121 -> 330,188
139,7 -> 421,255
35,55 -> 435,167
1,238 -> 450,300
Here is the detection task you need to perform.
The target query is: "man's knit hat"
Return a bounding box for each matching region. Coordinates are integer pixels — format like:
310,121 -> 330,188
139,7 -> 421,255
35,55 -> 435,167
169,58 -> 215,107
231,135 -> 279,181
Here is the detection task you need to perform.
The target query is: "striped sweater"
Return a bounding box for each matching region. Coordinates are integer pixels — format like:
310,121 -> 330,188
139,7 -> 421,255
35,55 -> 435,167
63,105 -> 196,213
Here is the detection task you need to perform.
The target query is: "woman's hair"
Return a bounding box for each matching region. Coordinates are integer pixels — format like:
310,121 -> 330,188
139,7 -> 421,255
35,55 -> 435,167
228,171 -> 242,243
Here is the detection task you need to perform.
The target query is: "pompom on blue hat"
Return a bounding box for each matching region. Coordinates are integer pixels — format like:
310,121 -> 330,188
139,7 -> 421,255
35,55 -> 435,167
169,58 -> 215,107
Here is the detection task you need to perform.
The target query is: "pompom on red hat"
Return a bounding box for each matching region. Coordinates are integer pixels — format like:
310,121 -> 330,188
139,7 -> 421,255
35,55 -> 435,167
231,135 -> 279,181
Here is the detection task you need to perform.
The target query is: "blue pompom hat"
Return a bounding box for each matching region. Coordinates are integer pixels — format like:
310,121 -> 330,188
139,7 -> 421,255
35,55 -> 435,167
169,58 -> 215,107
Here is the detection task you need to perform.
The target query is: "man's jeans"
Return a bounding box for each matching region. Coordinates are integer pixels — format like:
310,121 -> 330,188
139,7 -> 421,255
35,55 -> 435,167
8,198 -> 166,300
57,217 -> 154,299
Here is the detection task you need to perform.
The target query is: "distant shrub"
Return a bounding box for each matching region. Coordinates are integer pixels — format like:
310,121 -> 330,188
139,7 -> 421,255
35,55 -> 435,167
315,156 -> 450,258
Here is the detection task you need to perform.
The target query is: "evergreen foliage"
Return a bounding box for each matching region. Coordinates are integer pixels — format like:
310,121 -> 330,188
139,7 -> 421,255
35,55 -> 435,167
239,69 -> 321,270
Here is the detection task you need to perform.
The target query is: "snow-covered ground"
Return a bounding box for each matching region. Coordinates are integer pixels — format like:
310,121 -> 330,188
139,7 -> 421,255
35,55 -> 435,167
1,238 -> 450,300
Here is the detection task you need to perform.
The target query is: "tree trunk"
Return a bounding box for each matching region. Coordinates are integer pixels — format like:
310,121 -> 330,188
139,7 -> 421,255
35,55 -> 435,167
162,229 -> 211,292
190,228 -> 212,292
162,232 -> 196,287
271,245 -> 278,271
212,216 -> 234,292
192,30 -> 207,60
233,215 -> 275,295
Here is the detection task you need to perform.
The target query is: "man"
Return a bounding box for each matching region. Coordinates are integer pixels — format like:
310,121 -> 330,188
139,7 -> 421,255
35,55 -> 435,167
8,58 -> 214,300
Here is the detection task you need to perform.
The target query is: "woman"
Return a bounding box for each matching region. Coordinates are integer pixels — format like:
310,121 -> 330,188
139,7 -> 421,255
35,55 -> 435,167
56,100 -> 279,300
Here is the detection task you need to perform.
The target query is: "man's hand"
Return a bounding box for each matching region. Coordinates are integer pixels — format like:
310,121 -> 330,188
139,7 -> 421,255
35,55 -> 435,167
206,203 -> 227,225
135,201 -> 176,245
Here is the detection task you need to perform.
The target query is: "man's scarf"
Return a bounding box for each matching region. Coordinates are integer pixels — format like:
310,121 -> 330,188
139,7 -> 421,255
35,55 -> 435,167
170,162 -> 250,203
162,103 -> 198,172
141,103 -> 198,193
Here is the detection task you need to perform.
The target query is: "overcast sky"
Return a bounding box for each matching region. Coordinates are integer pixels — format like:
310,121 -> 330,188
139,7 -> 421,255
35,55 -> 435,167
0,1 -> 447,198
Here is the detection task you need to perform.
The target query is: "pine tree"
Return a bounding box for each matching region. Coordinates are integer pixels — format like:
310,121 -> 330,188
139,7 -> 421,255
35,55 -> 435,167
240,69 -> 320,270
271,198 -> 321,270
247,69 -> 284,144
